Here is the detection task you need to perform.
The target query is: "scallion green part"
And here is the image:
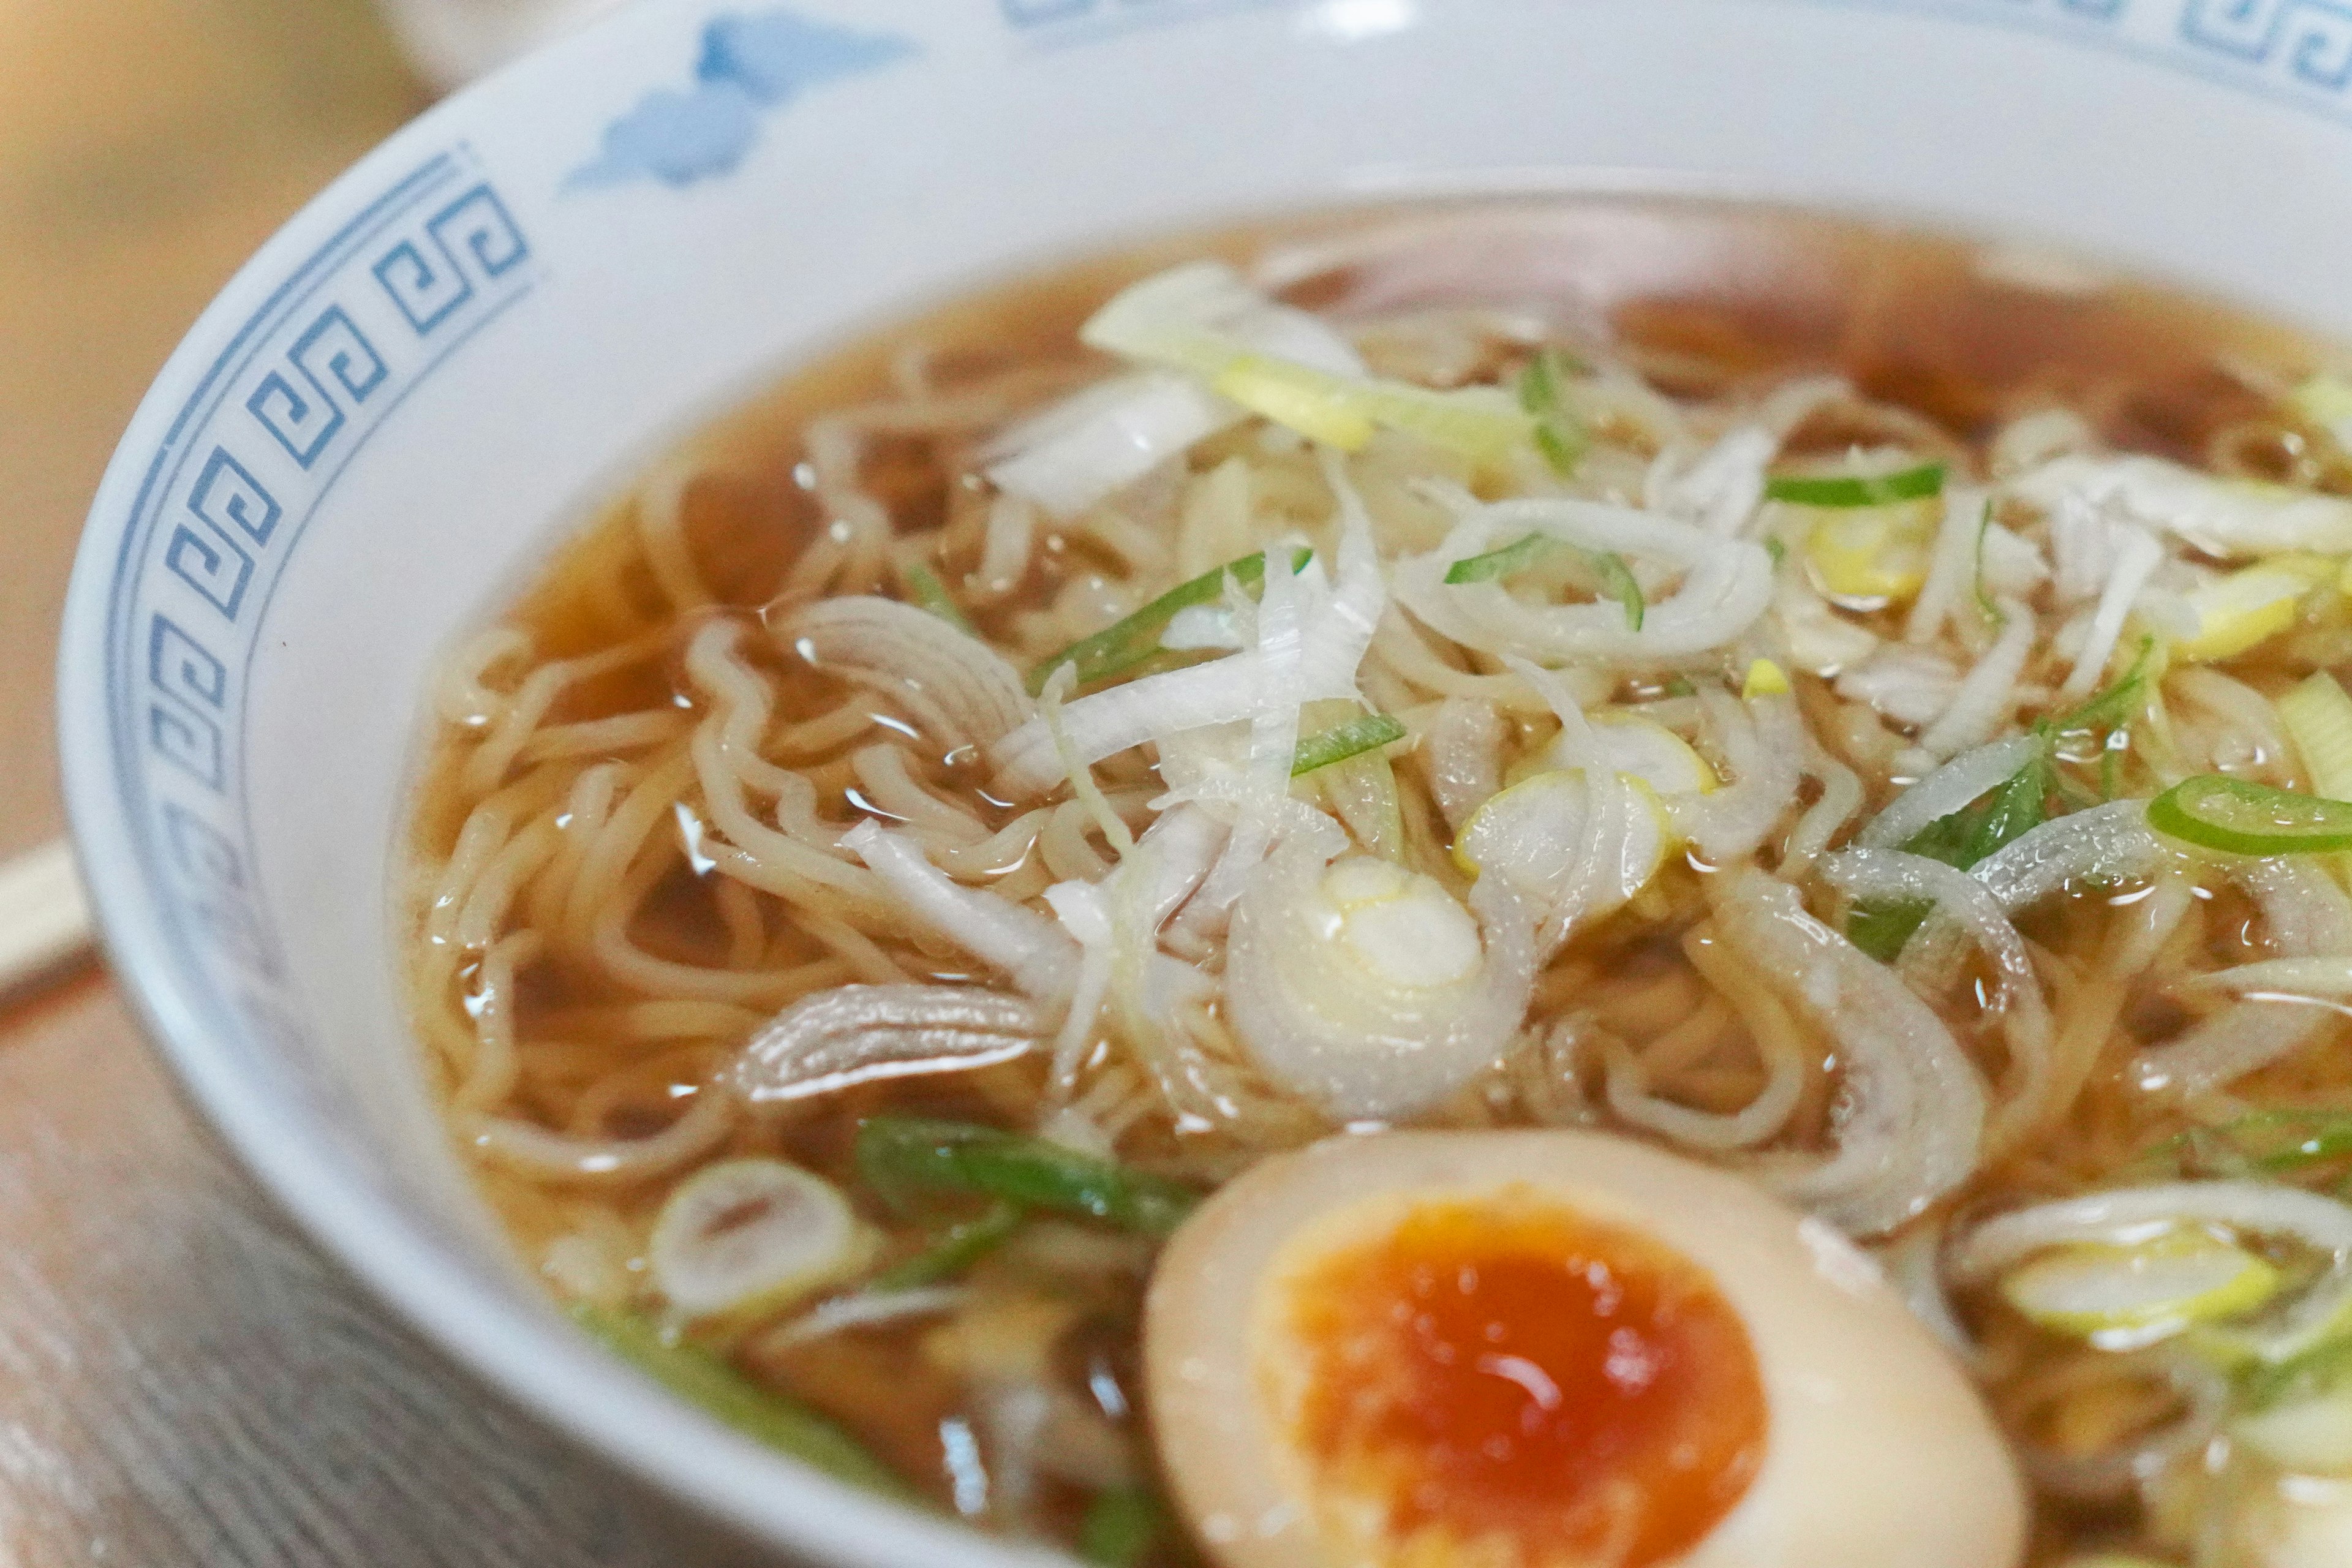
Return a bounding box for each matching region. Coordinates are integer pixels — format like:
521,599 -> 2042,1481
869,1202 -> 1024,1291
1442,532 -> 1643,629
2149,775 -> 2352,856
1589,550 -> 1645,631
901,562 -> 976,635
854,1117 -> 1199,1235
571,1305 -> 914,1496
1516,349 -> 1588,477
1972,505 -> 2002,625
1292,712 -> 1408,777
1079,1486 -> 1170,1567
1444,532 -> 1554,585
1026,547 -> 1311,695
1764,460 -> 1948,508
1849,753 -> 2055,961
2049,637 -> 2158,737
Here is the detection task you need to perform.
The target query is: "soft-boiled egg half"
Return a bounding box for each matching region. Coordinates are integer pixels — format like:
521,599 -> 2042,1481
1145,1130 -> 2023,1568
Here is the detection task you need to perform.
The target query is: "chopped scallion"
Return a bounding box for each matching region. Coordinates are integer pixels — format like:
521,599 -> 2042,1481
2149,775 -> 2352,856
1972,505 -> 2002,625
571,1305 -> 913,1496
902,562 -> 976,636
1292,712 -> 1407,777
1516,349 -> 1588,477
854,1117 -> 1199,1235
2047,636 -> 2158,739
869,1202 -> 1024,1291
1443,532 -> 1553,585
1765,460 -> 1947,508
1848,753 -> 2053,960
1441,532 -> 1643,628
1079,1485 -> 1170,1567
1026,547 -> 1310,694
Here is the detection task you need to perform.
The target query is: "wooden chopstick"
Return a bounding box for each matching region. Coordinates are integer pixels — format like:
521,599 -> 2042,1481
0,840 -> 96,1001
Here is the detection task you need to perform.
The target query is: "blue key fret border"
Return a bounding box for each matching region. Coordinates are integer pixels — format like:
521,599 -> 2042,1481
102,148 -> 534,1054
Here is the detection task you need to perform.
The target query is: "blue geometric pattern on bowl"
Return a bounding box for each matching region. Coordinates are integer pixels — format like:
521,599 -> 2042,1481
572,7 -> 918,190
106,149 -> 533,1049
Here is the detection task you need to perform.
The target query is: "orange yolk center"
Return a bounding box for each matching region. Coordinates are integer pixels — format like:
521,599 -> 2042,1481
1279,1197 -> 1766,1567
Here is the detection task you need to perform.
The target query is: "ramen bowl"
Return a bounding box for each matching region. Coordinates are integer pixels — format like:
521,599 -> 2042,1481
56,1 -> 2352,1563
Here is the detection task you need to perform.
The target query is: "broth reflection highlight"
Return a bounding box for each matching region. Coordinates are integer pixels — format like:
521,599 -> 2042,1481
407,199 -> 2352,1567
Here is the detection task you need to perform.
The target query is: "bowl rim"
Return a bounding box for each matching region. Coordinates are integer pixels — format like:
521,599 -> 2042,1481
52,6 -> 1068,1564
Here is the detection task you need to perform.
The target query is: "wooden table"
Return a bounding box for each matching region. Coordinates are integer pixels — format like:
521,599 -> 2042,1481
0,4 -> 760,1561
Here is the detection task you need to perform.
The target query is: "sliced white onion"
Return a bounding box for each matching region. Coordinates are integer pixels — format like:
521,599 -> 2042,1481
991,466 -> 1385,797
1823,846 -> 2053,1152
1860,733 -> 2045,850
1837,643 -> 1962,728
2188,957 -> 2352,997
1455,769 -> 1665,947
1079,259 -> 1366,380
1421,697 -> 1505,831
1776,567 -> 1880,676
2059,526 -> 2162,698
2137,858 -> 2352,1098
723,984 -> 1042,1104
842,821 -> 1076,998
1903,484 -> 1989,647
1043,880 -> 1118,1090
1664,688 -> 1804,864
1709,869 -> 1986,1235
1394,491 -> 1774,664
649,1158 -> 872,1322
1784,728 -> 1864,878
1916,599 -> 2037,760
1224,846 -> 1536,1121
769,1286 -> 971,1347
2011,453 -> 2352,559
1651,423 -> 1776,535
984,371 -> 1240,521
1953,1182 -> 2352,1289
1968,799 -> 2165,915
1980,521 -> 2050,598
780,597 -> 1033,755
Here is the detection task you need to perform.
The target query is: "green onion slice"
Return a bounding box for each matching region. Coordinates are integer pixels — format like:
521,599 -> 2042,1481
902,562 -> 976,636
869,1202 -> 1023,1291
2149,775 -> 2352,856
572,1305 -> 913,1495
1765,460 -> 1948,508
1026,546 -> 1310,694
1079,1486 -> 1170,1567
1972,504 -> 2002,625
1292,712 -> 1407,777
1442,532 -> 1553,585
1442,532 -> 1643,629
1516,349 -> 1589,477
854,1117 -> 1199,1235
2048,637 -> 2158,739
1848,753 -> 2053,960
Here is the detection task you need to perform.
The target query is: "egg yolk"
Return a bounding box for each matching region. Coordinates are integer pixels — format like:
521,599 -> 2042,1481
1273,1194 -> 1766,1567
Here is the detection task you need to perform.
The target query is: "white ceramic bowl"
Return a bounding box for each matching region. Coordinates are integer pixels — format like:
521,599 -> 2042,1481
57,1 -> 2352,1562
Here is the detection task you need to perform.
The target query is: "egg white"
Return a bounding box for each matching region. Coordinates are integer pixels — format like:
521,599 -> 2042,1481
1144,1129 -> 2024,1568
